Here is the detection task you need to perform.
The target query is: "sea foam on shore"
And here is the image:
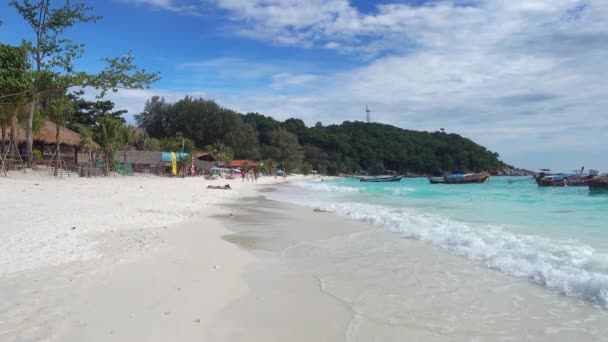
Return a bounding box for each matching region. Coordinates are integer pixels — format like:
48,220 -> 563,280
270,179 -> 608,308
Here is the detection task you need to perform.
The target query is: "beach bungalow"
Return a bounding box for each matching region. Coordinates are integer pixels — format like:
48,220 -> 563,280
230,160 -> 259,171
6,121 -> 89,165
113,150 -> 164,175
194,151 -> 217,173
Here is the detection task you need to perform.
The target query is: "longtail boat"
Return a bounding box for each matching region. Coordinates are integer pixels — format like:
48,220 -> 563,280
534,168 -> 597,187
587,175 -> 608,192
360,175 -> 403,183
428,172 -> 490,184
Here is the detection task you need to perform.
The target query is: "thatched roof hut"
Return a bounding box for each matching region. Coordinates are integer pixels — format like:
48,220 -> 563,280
6,121 -> 96,148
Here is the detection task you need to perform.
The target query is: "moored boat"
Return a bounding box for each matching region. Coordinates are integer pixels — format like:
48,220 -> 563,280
587,175 -> 608,192
428,172 -> 490,184
534,168 -> 597,187
360,175 -> 403,183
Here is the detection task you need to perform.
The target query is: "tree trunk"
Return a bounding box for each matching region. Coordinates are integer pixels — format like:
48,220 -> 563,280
54,125 -> 60,176
1,126 -> 5,155
104,152 -> 109,176
26,101 -> 35,165
124,151 -> 128,176
88,150 -> 92,177
10,116 -> 20,158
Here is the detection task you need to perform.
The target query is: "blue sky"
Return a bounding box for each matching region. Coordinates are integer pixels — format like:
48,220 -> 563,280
1,0 -> 607,171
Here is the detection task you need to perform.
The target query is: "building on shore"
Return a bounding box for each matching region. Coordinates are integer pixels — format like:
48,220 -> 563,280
230,160 -> 259,171
4,121 -> 88,166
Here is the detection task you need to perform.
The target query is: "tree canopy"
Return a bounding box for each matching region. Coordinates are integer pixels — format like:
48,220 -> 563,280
6,0 -> 160,163
136,96 -> 510,175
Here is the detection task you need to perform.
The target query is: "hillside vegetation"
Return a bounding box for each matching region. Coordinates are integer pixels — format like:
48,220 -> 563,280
135,96 -> 511,175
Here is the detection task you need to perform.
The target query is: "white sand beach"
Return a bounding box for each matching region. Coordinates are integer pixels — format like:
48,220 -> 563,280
3,172 -> 608,342
0,172 -> 292,341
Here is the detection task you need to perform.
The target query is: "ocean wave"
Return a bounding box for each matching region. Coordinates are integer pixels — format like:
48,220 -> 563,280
316,201 -> 608,307
384,187 -> 416,195
292,182 -> 360,193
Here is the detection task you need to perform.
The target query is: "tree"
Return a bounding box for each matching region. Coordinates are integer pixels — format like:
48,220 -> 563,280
119,124 -> 137,176
267,128 -> 304,172
8,0 -> 159,164
0,43 -> 30,168
133,130 -> 160,151
67,96 -> 126,133
75,123 -> 96,176
134,95 -> 512,175
45,95 -> 74,175
98,116 -> 121,176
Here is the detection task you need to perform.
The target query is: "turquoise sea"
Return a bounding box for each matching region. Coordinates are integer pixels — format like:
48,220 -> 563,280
269,176 -> 608,307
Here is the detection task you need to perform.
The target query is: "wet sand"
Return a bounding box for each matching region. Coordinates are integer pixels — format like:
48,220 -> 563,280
215,192 -> 608,341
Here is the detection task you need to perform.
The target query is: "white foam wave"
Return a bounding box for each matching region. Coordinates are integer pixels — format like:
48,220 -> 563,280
272,188 -> 608,307
292,181 -> 360,193
385,187 -> 416,195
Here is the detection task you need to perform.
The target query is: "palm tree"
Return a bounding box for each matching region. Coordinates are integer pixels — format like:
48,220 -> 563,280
0,97 -> 31,173
75,124 -> 96,177
46,96 -> 74,176
119,124 -> 137,176
98,117 -> 121,176
0,103 -> 11,156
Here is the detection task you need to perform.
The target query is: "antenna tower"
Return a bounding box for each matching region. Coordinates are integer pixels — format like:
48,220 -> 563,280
366,105 -> 371,123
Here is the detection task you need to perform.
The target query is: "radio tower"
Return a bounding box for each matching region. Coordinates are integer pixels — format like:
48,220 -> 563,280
366,105 -> 371,123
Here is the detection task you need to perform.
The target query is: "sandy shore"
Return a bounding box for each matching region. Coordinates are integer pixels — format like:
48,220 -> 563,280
3,172 -> 608,341
216,192 -> 608,342
0,171 -> 296,341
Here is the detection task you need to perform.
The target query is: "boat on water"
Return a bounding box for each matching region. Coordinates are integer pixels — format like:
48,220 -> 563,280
428,172 -> 490,184
360,175 -> 403,183
534,168 -> 597,187
587,175 -> 608,192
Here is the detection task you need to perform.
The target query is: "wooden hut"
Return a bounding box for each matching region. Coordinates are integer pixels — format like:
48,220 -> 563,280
113,150 -> 163,175
5,121 -> 88,165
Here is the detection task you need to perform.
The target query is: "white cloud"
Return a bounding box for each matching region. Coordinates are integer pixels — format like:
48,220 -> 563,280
109,0 -> 608,170
119,0 -> 201,15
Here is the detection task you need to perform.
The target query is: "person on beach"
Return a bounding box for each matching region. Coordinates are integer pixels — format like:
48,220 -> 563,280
207,184 -> 231,190
241,171 -> 245,182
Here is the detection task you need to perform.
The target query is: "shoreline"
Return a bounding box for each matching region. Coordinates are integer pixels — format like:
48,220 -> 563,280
2,174 -> 608,341
217,186 -> 608,341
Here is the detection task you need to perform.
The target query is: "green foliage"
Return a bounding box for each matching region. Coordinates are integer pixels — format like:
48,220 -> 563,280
119,124 -> 137,151
133,130 -> 161,151
8,0 -> 159,161
74,123 -> 96,152
223,146 -> 233,167
136,96 -> 510,175
264,128 -> 304,172
66,94 -> 126,133
300,162 -> 312,175
136,96 -> 257,158
0,43 -> 30,96
0,43 -> 30,131
98,116 -> 121,175
45,95 -> 74,129
260,160 -> 274,175
177,154 -> 191,168
158,132 -> 194,153
32,149 -> 42,160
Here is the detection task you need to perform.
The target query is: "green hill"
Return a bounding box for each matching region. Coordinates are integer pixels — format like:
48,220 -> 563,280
135,96 -> 511,175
